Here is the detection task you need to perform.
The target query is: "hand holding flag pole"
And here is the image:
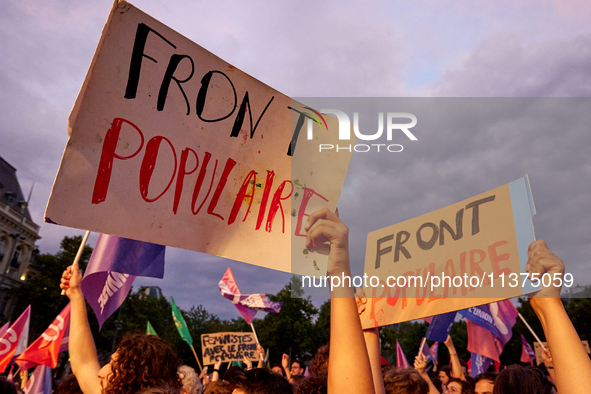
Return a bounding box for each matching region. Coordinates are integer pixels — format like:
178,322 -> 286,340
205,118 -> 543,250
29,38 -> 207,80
61,230 -> 90,295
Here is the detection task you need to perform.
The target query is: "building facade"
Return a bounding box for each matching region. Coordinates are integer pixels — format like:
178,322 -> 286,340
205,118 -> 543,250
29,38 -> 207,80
0,156 -> 40,322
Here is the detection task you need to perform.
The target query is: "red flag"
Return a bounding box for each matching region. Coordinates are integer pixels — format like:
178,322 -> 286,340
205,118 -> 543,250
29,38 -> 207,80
0,322 -> 9,338
17,304 -> 71,370
0,306 -> 31,373
466,319 -> 503,363
396,340 -> 409,368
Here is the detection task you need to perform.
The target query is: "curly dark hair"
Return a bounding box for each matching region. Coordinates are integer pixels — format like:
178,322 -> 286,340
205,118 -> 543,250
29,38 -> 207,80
103,333 -> 183,394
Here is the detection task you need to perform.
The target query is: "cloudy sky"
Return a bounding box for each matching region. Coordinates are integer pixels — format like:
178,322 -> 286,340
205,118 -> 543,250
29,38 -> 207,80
2,0 -> 591,321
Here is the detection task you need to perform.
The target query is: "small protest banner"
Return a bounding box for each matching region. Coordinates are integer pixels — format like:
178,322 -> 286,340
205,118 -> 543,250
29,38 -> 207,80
44,1 -> 351,275
359,176 -> 536,328
201,332 -> 258,365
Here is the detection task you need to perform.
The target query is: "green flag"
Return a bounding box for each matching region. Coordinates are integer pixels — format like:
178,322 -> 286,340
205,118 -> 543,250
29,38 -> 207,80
171,297 -> 193,346
146,321 -> 158,336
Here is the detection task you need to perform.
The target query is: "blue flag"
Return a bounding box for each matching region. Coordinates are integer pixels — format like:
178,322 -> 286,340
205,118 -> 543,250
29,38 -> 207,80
425,312 -> 456,342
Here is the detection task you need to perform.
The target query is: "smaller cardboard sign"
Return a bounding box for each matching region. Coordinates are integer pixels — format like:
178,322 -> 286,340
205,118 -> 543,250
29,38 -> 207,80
201,332 -> 259,365
359,177 -> 536,328
534,340 -> 589,365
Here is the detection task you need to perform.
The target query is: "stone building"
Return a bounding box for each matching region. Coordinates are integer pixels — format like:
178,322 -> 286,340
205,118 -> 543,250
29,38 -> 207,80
0,156 -> 40,321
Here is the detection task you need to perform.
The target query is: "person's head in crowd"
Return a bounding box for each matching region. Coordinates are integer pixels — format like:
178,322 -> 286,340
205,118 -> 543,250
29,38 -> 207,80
135,383 -> 182,394
293,375 -> 327,394
493,365 -> 555,394
222,366 -> 246,390
447,378 -> 474,394
289,374 -> 305,386
98,333 -> 183,394
310,345 -> 329,376
232,368 -> 293,394
474,372 -> 496,394
290,360 -> 303,376
383,367 -> 429,394
55,374 -> 83,394
438,366 -> 452,386
0,377 -> 17,394
203,381 -> 232,394
178,365 -> 203,394
460,361 -> 468,377
271,365 -> 285,376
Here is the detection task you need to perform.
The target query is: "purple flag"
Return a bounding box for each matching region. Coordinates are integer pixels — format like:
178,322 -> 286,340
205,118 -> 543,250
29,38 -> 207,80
81,234 -> 165,330
23,364 -> 52,394
521,335 -> 536,365
219,268 -> 282,324
470,352 -> 493,378
425,312 -> 456,342
420,338 -> 434,363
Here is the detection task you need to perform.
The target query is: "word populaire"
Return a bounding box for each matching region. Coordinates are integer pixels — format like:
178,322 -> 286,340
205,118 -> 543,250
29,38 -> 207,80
295,109 -> 418,153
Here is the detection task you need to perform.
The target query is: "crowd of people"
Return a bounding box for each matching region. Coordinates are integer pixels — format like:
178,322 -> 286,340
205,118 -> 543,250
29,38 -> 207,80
2,209 -> 589,393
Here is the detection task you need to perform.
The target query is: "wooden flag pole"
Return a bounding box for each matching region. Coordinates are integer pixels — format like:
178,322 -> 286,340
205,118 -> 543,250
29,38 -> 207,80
61,230 -> 91,295
250,322 -> 260,344
190,344 -> 203,373
417,337 -> 427,357
518,312 -> 547,350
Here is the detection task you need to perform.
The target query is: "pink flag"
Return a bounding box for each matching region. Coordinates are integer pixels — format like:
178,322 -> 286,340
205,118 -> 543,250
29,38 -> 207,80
23,364 -> 52,394
396,340 -> 409,368
467,319 -> 503,363
0,306 -> 30,373
219,268 -> 282,324
0,322 -> 9,338
17,303 -> 71,370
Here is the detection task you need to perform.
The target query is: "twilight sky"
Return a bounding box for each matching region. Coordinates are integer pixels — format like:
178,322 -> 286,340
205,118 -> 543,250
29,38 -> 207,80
2,0 -> 591,321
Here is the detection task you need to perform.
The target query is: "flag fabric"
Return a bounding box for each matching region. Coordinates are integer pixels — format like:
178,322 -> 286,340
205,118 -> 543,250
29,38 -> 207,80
425,312 -> 456,342
0,306 -> 31,373
81,234 -> 166,330
171,297 -> 193,346
23,364 -> 52,394
470,353 -> 493,378
420,338 -> 434,363
380,356 -> 391,367
466,319 -> 503,362
459,300 -> 518,346
396,340 -> 409,368
0,322 -> 9,338
521,335 -> 536,365
17,304 -> 71,370
430,342 -> 439,365
7,365 -> 14,382
59,319 -> 70,354
146,321 -> 158,336
219,268 -> 283,324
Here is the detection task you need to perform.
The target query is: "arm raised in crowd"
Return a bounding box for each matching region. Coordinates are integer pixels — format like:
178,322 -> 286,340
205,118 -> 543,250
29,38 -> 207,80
60,264 -> 102,394
414,354 -> 440,394
444,335 -> 466,382
305,208 -> 374,394
527,239 -> 591,394
357,288 -> 386,394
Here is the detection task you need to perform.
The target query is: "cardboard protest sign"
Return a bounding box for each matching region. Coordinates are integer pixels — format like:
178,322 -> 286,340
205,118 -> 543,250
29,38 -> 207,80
45,1 -> 351,274
359,177 -> 536,328
534,341 -> 590,365
201,332 -> 258,365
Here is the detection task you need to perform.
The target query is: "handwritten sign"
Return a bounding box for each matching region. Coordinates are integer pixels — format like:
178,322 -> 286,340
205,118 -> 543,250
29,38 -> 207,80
201,332 -> 258,365
44,1 -> 351,274
360,177 -> 536,328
